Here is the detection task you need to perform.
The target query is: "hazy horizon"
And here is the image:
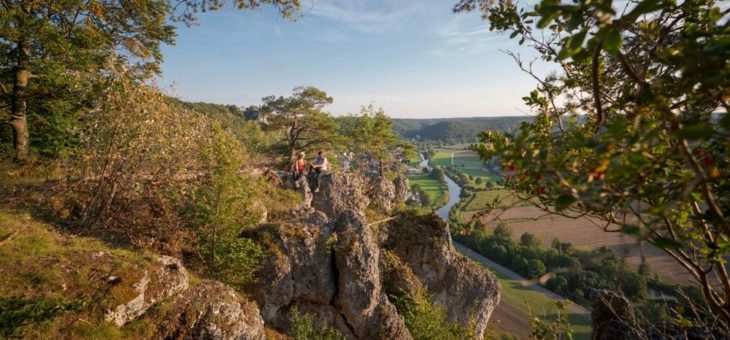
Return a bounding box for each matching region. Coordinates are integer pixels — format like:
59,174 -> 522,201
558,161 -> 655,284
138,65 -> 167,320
159,0 -> 548,119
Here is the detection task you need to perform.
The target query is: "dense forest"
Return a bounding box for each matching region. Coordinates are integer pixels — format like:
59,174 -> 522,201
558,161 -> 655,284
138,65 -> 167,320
393,117 -> 532,143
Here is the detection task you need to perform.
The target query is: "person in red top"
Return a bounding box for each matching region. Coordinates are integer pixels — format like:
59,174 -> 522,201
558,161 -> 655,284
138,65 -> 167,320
292,152 -> 306,188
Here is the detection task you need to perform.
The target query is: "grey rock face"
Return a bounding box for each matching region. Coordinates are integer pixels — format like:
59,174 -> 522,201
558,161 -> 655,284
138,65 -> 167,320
368,176 -> 397,213
152,282 -> 266,340
248,218 -> 337,326
383,214 -> 501,339
333,211 -> 411,339
312,174 -> 369,220
105,256 -> 189,326
393,175 -> 409,204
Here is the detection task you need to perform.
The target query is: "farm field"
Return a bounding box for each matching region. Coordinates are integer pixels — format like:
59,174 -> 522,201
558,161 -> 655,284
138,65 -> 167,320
461,189 -> 533,211
477,261 -> 591,339
463,206 -> 692,284
457,167 -> 499,181
431,149 -> 484,168
407,174 -> 444,208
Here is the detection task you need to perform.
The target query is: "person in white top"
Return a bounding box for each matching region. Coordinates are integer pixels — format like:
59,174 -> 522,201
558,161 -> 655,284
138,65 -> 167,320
312,150 -> 329,192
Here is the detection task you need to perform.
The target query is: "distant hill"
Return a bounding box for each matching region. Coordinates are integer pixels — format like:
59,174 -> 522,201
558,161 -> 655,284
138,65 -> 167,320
393,117 -> 533,143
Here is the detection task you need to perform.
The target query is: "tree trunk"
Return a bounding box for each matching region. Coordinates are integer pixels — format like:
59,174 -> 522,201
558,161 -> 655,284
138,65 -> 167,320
10,3 -> 32,161
378,158 -> 384,177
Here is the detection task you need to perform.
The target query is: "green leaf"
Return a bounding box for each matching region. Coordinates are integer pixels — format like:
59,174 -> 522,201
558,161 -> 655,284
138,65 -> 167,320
621,225 -> 641,236
555,194 -> 576,211
537,11 -> 561,29
652,237 -> 682,250
604,29 -> 622,55
675,124 -> 716,140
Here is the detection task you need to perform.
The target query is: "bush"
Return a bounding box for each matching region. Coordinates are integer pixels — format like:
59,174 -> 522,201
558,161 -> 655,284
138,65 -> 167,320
191,123 -> 265,287
289,307 -> 346,340
391,289 -> 473,340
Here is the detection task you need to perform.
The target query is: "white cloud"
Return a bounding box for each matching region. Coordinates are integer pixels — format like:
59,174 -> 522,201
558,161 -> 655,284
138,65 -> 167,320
303,0 -> 425,33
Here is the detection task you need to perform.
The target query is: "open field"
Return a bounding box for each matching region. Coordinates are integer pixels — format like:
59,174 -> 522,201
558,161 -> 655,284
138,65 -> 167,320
474,257 -> 591,339
457,167 -> 499,181
407,174 -> 444,208
461,190 -> 533,211
463,206 -> 692,284
431,149 -> 484,168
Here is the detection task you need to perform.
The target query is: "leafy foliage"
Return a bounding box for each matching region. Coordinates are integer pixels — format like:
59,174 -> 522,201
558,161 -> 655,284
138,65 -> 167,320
262,86 -> 342,163
391,289 -> 475,340
192,123 -> 265,287
288,307 -> 346,340
458,0 -> 730,328
340,104 -> 414,175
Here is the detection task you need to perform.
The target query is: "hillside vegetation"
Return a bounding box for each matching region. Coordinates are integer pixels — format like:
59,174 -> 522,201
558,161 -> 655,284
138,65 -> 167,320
393,117 -> 532,143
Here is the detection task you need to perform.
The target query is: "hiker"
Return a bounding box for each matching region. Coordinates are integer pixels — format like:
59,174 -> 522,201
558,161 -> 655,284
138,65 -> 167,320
311,150 -> 329,192
292,152 -> 306,188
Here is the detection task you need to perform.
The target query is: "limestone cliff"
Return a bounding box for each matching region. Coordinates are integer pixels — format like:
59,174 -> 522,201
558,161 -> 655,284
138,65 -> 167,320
1,172 -> 500,339
244,173 -> 500,339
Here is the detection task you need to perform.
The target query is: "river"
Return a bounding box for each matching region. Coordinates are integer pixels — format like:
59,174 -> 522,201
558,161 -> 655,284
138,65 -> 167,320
436,175 -> 461,221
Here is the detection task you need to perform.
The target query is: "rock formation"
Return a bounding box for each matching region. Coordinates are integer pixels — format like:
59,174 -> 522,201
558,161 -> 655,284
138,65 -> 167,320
105,256 -> 267,339
393,175 -> 409,204
312,174 -> 369,219
105,256 -> 189,326
151,282 -> 266,340
368,176 -> 397,212
245,173 -> 500,339
383,213 -> 501,338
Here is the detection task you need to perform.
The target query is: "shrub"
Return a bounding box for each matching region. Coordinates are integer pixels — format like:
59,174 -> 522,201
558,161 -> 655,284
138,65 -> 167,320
288,307 -> 346,340
191,123 -> 265,287
391,289 -> 473,340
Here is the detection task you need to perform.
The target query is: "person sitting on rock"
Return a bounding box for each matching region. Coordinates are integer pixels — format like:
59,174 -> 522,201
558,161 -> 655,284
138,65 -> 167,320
311,150 -> 329,193
291,152 -> 306,188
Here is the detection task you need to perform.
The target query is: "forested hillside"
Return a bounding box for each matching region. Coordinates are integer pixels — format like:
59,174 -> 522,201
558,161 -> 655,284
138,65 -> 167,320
393,117 -> 532,143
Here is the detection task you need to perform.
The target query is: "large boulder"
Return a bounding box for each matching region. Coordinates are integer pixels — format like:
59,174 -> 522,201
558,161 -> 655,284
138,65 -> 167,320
369,176 -> 397,213
312,174 -> 369,220
104,256 -> 189,326
151,281 -> 266,340
383,213 -> 500,339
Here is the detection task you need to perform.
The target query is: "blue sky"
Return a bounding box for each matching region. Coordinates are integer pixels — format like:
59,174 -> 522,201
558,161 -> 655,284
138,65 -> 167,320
159,0 -> 543,118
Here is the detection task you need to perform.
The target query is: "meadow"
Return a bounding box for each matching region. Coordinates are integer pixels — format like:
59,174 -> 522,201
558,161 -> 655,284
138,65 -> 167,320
477,261 -> 591,340
407,174 -> 445,208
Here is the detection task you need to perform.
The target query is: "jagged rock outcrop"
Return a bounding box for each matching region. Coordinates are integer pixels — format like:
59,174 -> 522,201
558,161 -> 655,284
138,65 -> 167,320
383,213 -> 501,339
334,211 -> 411,339
369,176 -> 397,213
246,171 -> 500,339
393,175 -> 409,204
151,282 -> 266,340
247,212 -> 410,339
245,215 -> 337,327
105,256 -> 189,326
312,174 -> 369,219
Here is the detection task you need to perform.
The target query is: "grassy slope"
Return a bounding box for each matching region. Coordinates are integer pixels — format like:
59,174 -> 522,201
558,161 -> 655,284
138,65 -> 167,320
478,262 -> 592,340
0,210 -> 170,339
